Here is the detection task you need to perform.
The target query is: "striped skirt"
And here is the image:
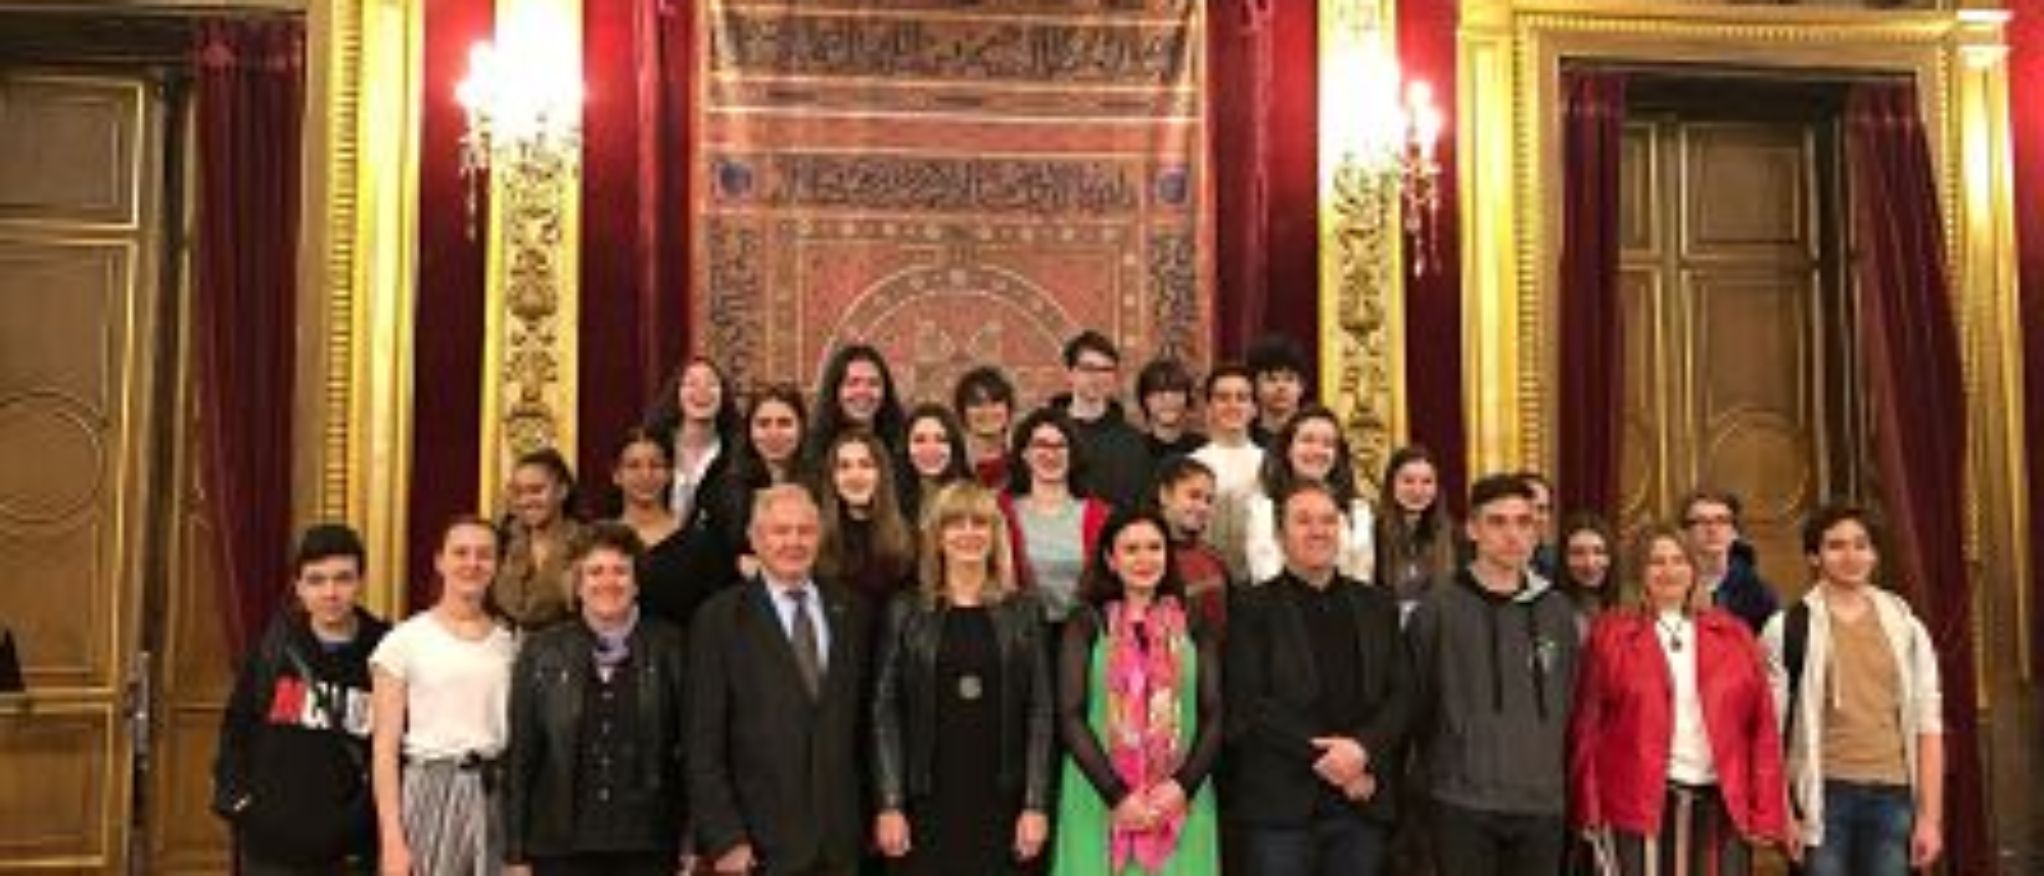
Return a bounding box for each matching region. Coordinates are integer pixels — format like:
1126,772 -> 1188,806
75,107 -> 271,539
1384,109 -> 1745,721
1590,784 -> 1753,876
400,759 -> 503,876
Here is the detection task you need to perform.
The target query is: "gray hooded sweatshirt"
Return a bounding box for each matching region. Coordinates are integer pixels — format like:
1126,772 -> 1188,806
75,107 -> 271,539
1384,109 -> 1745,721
1406,565 -> 1580,816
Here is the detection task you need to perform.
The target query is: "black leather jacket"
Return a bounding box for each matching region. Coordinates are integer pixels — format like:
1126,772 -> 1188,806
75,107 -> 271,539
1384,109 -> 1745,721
504,615 -> 688,863
870,592 -> 1055,813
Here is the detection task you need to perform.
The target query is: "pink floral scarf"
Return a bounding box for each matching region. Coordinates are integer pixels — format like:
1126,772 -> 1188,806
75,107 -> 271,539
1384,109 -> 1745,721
1105,598 -> 1188,872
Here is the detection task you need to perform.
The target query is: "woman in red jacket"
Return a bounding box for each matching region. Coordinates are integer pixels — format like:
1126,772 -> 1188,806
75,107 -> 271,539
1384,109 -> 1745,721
1568,524 -> 1787,875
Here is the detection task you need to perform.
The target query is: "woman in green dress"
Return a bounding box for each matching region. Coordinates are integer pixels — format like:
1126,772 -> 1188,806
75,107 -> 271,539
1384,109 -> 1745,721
1052,508 -> 1222,876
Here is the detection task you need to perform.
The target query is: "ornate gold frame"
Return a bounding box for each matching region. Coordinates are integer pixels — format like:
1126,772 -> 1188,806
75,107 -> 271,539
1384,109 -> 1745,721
1318,0 -> 1410,503
474,0 -> 583,513
1456,0 -> 2027,691
303,0 -> 422,615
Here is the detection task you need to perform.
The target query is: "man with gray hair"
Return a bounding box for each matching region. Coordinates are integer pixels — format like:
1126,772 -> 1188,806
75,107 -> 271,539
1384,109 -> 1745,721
690,486 -> 872,875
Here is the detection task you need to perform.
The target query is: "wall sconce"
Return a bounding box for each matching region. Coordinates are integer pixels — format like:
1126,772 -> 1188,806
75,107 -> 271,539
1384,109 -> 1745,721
1317,0 -> 1434,504
454,15 -> 584,236
456,0 -> 587,501
1399,81 -> 1445,275
1321,42 -> 1444,274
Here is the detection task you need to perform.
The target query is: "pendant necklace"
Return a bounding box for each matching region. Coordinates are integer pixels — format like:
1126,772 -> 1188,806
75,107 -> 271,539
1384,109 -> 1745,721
1657,614 -> 1687,653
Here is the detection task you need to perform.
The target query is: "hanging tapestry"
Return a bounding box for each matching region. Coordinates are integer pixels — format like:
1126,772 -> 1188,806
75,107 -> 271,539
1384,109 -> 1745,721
693,0 -> 1212,402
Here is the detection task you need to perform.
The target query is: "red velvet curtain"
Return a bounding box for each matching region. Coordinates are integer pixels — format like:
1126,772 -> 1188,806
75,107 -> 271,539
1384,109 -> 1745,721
409,0 -> 494,611
577,0 -> 694,515
2013,0 -> 2044,672
193,19 -> 305,657
1209,0 -> 1321,368
1555,71 -> 1625,517
1842,81 -> 1986,874
1397,0 -> 1466,508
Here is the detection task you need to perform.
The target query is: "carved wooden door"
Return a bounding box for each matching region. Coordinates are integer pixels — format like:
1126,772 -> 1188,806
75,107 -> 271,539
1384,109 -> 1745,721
1614,108 -> 1864,595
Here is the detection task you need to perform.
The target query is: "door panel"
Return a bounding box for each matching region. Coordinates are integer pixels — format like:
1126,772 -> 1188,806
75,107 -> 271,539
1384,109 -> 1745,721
0,709 -> 117,872
0,73 -> 159,874
147,415 -> 234,873
1618,114 -> 1845,593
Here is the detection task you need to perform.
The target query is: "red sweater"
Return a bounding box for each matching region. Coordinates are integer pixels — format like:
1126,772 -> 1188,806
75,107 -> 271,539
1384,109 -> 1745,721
1567,608 -> 1789,842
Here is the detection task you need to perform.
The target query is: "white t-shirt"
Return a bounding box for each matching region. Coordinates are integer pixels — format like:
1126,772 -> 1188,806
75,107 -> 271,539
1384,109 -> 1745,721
369,612 -> 518,760
1192,440 -> 1266,579
1659,610 -> 1718,784
1190,440 -> 1265,499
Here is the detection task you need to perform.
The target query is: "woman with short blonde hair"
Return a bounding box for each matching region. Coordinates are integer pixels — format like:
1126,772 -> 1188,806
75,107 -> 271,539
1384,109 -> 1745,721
872,481 -> 1055,874
915,481 -> 1019,606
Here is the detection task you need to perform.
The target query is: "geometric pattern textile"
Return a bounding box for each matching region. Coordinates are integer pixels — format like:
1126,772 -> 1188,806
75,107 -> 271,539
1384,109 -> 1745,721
693,0 -> 1213,404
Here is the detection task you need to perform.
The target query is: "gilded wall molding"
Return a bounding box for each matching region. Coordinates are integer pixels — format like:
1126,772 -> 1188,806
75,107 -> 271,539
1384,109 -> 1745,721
1465,1 -> 2026,704
1948,13 -> 2030,684
307,0 -> 423,615
1317,0 -> 1406,501
308,0 -> 361,526
476,0 -> 582,509
1479,3 -> 1954,472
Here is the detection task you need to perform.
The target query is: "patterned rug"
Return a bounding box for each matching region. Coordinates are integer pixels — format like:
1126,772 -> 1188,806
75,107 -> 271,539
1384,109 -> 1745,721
692,0 -> 1212,404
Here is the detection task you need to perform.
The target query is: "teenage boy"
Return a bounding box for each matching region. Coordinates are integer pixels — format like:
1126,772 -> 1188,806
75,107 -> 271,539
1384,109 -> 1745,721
1136,356 -> 1206,460
1683,488 -> 1780,633
1406,474 -> 1580,875
1246,333 -> 1309,447
1763,504 -> 1944,876
1055,330 -> 1152,510
1191,363 -> 1265,580
214,524 -> 392,875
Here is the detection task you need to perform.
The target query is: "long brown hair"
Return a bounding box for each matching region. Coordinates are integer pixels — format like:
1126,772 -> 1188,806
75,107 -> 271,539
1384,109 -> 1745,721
814,430 -> 915,583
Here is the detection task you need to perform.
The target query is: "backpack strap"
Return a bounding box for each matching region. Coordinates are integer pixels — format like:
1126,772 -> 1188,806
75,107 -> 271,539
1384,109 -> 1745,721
1783,602 -> 1811,750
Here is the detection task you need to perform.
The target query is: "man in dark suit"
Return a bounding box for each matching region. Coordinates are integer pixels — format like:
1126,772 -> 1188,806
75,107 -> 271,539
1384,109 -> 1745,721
1225,481 -> 1412,875
689,485 -> 871,876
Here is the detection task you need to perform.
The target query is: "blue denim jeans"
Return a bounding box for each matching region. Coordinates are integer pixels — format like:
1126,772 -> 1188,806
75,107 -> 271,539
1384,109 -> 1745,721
1242,808 -> 1389,876
1804,780 -> 1914,876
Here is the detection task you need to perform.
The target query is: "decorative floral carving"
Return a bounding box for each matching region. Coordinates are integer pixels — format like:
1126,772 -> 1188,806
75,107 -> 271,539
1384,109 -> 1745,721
495,140 -> 577,461
1327,157 -> 1399,501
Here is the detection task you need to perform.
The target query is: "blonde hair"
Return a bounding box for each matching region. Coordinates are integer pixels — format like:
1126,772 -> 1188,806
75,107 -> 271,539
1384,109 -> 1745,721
916,481 -> 1018,606
1624,523 -> 1709,614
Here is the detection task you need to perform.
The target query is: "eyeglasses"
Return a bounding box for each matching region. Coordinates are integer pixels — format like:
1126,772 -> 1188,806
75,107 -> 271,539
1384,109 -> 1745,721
1073,360 -> 1117,375
1029,439 -> 1069,451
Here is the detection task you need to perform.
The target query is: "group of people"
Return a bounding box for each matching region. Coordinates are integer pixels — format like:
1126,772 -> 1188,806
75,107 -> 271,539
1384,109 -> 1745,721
212,331 -> 1948,876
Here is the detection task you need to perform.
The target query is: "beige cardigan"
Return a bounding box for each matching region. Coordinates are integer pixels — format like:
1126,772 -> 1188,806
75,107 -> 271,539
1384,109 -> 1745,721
1761,585 -> 1944,848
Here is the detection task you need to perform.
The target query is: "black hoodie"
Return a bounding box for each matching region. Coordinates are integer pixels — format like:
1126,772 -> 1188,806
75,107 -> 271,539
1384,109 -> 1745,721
213,607 -> 390,865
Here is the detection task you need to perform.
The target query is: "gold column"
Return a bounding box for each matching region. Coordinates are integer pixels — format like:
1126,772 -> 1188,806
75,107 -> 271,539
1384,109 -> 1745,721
306,0 -> 424,617
1950,10 -> 2029,688
476,0 -> 583,510
1457,0 -> 1526,477
1318,0 -> 1407,501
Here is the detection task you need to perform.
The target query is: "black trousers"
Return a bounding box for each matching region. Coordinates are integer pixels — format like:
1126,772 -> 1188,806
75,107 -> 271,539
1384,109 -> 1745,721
531,851 -> 675,876
236,845 -> 371,876
1429,800 -> 1566,876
